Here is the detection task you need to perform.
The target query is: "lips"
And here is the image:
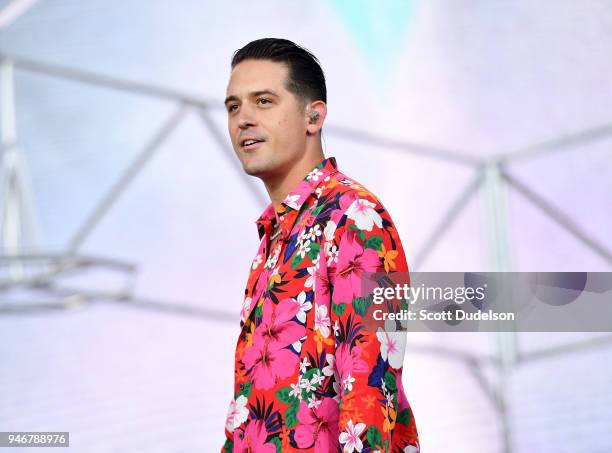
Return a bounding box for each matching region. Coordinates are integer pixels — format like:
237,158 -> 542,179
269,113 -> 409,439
243,141 -> 264,152
240,137 -> 265,151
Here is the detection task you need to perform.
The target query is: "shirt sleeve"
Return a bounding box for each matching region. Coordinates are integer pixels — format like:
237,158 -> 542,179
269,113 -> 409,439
220,429 -> 232,453
327,194 -> 420,452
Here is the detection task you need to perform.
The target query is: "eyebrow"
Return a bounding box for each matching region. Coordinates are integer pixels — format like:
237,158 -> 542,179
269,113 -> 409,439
224,89 -> 280,107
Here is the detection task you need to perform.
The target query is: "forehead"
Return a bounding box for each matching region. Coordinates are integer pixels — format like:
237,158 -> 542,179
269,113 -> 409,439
226,59 -> 290,96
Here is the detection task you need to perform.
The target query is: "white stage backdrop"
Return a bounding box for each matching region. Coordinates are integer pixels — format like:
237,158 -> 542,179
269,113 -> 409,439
1,1 -> 611,452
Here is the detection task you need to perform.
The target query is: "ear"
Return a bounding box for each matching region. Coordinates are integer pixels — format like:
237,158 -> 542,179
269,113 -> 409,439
305,101 -> 327,136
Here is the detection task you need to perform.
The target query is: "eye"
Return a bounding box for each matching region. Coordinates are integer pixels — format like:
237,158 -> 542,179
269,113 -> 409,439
227,104 -> 238,113
258,98 -> 272,105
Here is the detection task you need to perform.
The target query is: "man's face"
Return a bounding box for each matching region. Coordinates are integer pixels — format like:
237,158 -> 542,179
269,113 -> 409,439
225,59 -> 308,179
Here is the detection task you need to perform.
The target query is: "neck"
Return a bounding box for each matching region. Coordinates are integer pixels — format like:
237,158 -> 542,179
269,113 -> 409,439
263,148 -> 325,211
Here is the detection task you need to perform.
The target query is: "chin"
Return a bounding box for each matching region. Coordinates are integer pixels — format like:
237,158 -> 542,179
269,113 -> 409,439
241,159 -> 272,178
240,153 -> 279,178
243,165 -> 263,177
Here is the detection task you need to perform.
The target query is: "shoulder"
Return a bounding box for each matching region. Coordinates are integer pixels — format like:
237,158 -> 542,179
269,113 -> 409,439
322,170 -> 396,229
320,171 -> 409,274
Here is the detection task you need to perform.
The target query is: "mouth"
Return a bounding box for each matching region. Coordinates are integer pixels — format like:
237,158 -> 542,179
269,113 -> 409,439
240,138 -> 265,152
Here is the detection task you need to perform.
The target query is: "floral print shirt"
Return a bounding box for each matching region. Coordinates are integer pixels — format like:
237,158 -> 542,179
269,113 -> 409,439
222,156 -> 420,453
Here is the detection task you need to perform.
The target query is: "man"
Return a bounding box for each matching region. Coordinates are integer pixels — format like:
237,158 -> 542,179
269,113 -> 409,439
221,38 -> 419,453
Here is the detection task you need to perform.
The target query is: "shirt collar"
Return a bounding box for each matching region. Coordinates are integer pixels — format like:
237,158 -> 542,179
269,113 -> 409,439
255,156 -> 339,241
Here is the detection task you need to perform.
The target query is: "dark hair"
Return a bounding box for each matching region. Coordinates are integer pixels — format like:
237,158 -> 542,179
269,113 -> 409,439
231,38 -> 327,109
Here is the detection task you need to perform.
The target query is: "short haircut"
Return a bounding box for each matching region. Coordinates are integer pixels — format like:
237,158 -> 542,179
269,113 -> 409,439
230,38 -> 327,110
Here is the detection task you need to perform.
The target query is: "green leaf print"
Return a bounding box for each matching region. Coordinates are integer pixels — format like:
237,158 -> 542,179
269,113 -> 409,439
238,381 -> 252,398
353,295 -> 372,315
397,408 -> 412,426
364,235 -> 383,251
302,368 -> 318,381
270,436 -> 282,453
311,203 -> 326,216
285,400 -> 300,428
307,242 -> 320,261
348,223 -> 366,241
291,252 -> 304,269
222,439 -> 233,453
267,278 -> 276,291
276,387 -> 294,404
332,302 -> 346,316
384,371 -> 397,393
366,425 -> 382,449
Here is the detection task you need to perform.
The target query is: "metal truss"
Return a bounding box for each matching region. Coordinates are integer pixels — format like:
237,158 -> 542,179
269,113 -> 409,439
1,53 -> 611,453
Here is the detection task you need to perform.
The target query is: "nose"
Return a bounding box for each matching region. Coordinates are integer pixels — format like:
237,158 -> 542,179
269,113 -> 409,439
237,104 -> 257,130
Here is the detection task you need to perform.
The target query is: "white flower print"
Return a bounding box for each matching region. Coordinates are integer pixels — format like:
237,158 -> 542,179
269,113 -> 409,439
307,395 -> 322,409
251,253 -> 263,270
345,198 -> 383,232
294,291 -> 312,323
264,244 -> 280,269
376,327 -> 406,369
289,382 -> 302,399
297,240 -> 311,258
339,419 -> 366,453
381,379 -> 387,394
300,377 -> 315,393
292,341 -> 301,353
306,168 -> 323,181
306,224 -> 322,242
292,335 -> 306,353
323,241 -> 331,254
283,193 -> 301,209
323,220 -> 337,241
305,265 -> 316,288
297,228 -> 308,245
333,320 -> 340,337
225,394 -> 249,432
311,370 -> 324,386
325,242 -> 339,265
343,372 -> 355,392
300,357 -> 310,373
322,353 -> 335,376
239,297 -> 252,322
314,303 -> 331,338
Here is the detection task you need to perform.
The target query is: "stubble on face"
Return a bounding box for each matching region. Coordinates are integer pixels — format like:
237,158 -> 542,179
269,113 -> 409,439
225,59 -> 307,181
